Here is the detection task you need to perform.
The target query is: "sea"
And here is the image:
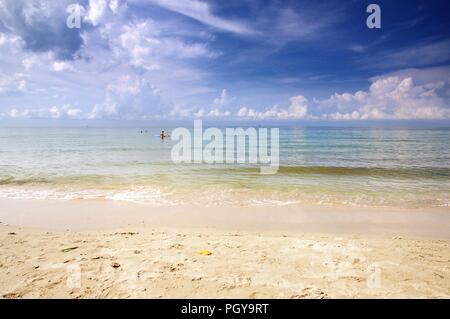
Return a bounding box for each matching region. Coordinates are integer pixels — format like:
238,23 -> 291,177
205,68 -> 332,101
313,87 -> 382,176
0,124 -> 449,208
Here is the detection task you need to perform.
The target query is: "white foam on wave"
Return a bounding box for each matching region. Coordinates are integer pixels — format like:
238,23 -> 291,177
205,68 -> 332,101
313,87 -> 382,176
1,186 -> 448,208
106,189 -> 180,206
436,199 -> 450,207
246,199 -> 299,207
0,187 -> 181,206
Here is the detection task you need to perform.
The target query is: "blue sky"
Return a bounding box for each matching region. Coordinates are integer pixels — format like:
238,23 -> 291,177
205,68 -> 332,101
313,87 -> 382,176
0,0 -> 449,121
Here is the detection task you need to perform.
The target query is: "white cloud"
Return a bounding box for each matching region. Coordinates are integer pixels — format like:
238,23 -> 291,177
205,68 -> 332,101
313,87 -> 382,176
169,104 -> 193,118
288,95 -> 308,118
236,105 -> 285,119
0,0 -> 85,59
142,0 -> 254,35
6,104 -> 83,119
115,20 -> 219,71
22,55 -> 43,71
317,76 -> 450,120
190,88 -> 233,118
160,38 -> 220,59
350,44 -> 367,53
1,2 -> 448,122
106,75 -> 147,97
237,95 -> 308,119
194,107 -> 230,118
212,89 -> 230,108
0,33 -> 23,51
84,0 -> 125,25
369,66 -> 450,87
109,0 -> 119,14
85,0 -> 108,26
66,108 -> 82,118
0,73 -> 28,94
270,7 -> 338,43
88,75 -> 163,120
88,97 -> 118,119
52,61 -> 75,72
167,89 -> 233,119
235,74 -> 449,121
366,40 -> 450,69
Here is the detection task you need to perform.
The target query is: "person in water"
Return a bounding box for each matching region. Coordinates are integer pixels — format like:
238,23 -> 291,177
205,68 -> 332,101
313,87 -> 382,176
160,130 -> 170,139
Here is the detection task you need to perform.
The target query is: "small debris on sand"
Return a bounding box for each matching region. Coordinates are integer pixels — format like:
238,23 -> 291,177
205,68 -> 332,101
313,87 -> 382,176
61,246 -> 79,253
198,249 -> 212,256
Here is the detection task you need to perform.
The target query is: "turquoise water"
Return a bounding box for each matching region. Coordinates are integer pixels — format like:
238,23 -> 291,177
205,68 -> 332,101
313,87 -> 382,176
0,126 -> 449,207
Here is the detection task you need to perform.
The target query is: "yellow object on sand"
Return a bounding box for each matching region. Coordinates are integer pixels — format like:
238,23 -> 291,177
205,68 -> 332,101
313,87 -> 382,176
198,249 -> 212,256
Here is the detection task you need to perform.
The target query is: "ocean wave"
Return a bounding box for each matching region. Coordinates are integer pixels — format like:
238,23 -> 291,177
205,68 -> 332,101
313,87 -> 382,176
0,175 -> 127,186
192,166 -> 450,178
0,187 -> 180,206
2,166 -> 448,187
1,186 -> 447,209
0,175 -> 53,185
246,199 -> 299,206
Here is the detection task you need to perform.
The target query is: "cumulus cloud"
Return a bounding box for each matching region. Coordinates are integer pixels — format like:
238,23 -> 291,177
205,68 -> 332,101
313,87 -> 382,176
187,89 -> 233,118
288,96 -> 308,118
369,66 -> 450,87
237,105 -> 286,119
113,20 -> 220,71
316,76 -> 450,120
1,1 -> 448,122
168,104 -> 193,118
237,95 -> 308,119
0,0 -> 85,59
212,89 -> 231,108
88,75 -> 164,119
22,55 -> 43,71
85,0 -> 108,26
0,1 -> 220,122
88,96 -> 118,119
0,33 -> 23,52
235,75 -> 449,121
194,108 -> 230,118
52,61 -> 75,72
0,73 -> 28,94
3,72 -> 449,121
166,89 -> 234,119
6,104 -> 82,119
84,0 -> 125,27
109,0 -> 120,14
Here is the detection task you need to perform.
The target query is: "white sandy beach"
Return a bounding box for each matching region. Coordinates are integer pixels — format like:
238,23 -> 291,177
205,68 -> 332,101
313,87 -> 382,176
0,198 -> 449,298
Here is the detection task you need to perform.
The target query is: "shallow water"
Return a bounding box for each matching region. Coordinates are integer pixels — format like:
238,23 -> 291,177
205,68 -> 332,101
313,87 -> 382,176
0,125 -> 449,208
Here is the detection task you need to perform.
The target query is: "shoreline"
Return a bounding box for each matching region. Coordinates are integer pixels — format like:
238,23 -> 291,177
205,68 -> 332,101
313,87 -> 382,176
0,198 -> 449,239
